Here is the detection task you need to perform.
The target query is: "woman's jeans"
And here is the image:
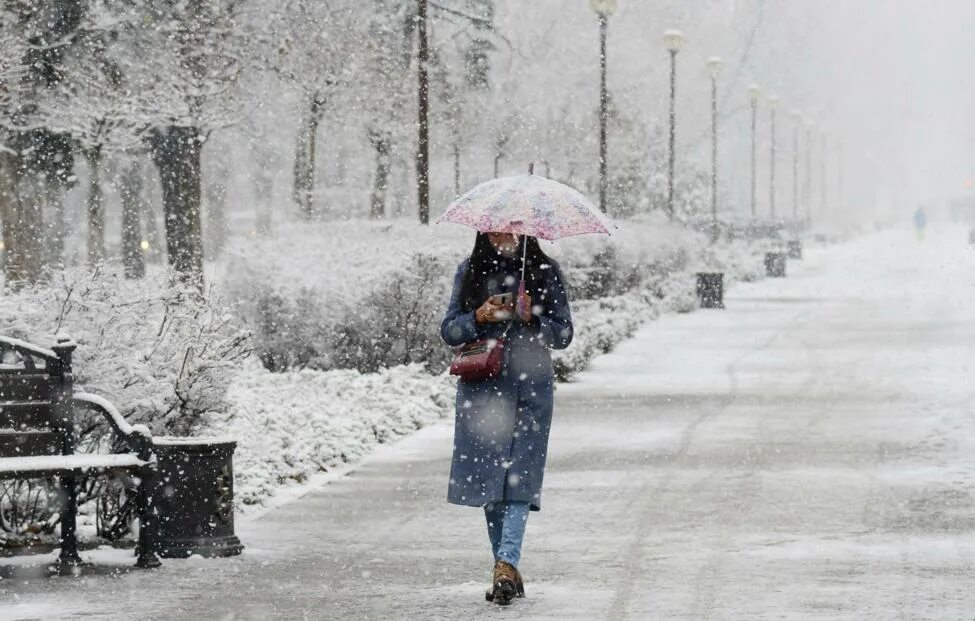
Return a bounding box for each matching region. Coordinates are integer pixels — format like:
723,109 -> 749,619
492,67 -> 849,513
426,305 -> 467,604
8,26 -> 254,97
484,501 -> 530,568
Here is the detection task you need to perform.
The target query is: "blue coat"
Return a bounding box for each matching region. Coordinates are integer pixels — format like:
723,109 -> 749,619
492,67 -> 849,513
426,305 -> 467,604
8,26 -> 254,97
440,257 -> 573,511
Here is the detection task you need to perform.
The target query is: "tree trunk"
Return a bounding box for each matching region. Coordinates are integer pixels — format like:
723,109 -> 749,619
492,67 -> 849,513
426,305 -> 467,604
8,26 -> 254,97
141,169 -> 164,265
85,146 -> 105,266
44,178 -> 66,268
118,159 -> 146,279
2,152 -> 45,288
453,140 -> 461,195
370,134 -> 391,220
292,110 -> 309,214
204,163 -> 228,258
293,96 -> 324,220
494,130 -> 508,178
0,152 -> 19,286
149,126 -> 204,289
254,146 -> 274,236
415,0 -> 430,225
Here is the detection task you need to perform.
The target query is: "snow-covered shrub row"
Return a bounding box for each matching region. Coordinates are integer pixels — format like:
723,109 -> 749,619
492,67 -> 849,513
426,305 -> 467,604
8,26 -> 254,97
549,226 -> 765,378
0,267 -> 250,543
220,214 -> 728,375
551,294 -> 656,381
205,362 -> 455,506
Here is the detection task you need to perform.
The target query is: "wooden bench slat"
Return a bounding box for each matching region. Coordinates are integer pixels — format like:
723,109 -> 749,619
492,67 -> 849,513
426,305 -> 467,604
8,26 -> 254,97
0,374 -> 55,402
0,402 -> 54,430
0,431 -> 60,458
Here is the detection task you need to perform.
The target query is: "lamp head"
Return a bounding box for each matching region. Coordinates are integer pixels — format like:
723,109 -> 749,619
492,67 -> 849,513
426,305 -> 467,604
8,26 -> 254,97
767,94 -> 781,108
590,0 -> 617,17
706,56 -> 723,77
747,83 -> 762,104
664,29 -> 685,52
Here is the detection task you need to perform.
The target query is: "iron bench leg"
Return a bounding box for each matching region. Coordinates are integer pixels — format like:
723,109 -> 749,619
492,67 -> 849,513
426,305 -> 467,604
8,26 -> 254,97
135,464 -> 162,569
55,473 -> 83,572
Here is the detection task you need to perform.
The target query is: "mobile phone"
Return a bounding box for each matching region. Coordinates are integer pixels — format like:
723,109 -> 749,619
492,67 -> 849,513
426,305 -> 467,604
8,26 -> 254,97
490,293 -> 513,306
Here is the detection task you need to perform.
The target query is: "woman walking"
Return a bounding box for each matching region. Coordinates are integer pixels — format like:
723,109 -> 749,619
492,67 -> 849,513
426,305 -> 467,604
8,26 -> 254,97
440,231 -> 573,606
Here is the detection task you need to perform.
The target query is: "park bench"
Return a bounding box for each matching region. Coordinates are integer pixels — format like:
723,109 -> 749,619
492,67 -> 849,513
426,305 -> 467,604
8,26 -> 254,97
0,335 -> 161,572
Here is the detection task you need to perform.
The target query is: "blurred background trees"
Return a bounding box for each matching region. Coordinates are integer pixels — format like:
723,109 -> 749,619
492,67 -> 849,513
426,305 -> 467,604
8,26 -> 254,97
0,0 -> 834,289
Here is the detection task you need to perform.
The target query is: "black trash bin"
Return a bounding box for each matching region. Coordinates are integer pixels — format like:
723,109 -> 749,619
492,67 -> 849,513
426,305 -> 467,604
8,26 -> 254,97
696,272 -> 725,309
765,252 -> 787,278
150,437 -> 244,558
787,239 -> 803,259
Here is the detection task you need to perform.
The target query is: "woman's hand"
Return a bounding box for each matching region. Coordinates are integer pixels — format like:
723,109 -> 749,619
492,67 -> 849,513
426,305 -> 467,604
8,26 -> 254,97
475,298 -> 513,323
516,292 -> 532,323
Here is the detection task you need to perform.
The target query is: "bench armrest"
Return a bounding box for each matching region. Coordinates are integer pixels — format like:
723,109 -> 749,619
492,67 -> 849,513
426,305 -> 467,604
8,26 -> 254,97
0,336 -> 59,370
72,392 -> 154,461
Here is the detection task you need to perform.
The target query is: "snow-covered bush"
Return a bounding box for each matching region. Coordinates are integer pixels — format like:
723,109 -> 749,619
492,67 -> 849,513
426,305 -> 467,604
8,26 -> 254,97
338,253 -> 454,372
0,266 -> 250,434
552,294 -> 653,381
0,265 -> 250,542
223,221 -> 472,374
206,362 -> 456,506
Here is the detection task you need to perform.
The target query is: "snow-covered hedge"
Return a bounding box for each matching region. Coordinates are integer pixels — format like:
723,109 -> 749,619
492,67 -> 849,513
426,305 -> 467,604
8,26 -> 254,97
220,213 -> 747,378
206,362 -> 455,506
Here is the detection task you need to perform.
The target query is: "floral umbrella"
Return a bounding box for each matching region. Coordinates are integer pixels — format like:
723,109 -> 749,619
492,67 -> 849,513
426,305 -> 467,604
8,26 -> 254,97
437,168 -> 614,314
437,170 -> 613,241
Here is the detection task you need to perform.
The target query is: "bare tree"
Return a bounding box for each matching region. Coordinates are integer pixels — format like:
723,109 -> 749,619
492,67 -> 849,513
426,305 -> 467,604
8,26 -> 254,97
259,0 -> 361,219
116,0 -> 245,288
1,2 -> 83,285
41,24 -> 146,267
116,158 -> 146,278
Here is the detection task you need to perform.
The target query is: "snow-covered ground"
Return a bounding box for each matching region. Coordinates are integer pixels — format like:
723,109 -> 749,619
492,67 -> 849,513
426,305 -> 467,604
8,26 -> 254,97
5,225 -> 975,619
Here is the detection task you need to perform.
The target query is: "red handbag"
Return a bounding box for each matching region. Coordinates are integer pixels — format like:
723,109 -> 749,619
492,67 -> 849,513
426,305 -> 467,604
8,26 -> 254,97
449,335 -> 506,381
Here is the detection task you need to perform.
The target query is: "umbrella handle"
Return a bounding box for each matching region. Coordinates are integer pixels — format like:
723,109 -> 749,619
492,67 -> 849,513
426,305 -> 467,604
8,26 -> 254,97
516,279 -> 528,319
517,235 -> 529,319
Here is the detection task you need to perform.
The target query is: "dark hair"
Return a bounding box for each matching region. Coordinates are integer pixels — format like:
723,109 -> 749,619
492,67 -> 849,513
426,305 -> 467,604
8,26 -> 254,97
458,233 -> 557,313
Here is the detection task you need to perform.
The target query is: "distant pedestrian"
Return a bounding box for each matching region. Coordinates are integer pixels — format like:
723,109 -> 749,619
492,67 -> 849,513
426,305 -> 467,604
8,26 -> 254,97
914,206 -> 927,240
440,232 -> 573,606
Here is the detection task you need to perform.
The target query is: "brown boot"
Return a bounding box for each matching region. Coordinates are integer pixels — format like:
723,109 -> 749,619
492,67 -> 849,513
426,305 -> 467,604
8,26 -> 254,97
485,565 -> 526,601
489,560 -> 518,605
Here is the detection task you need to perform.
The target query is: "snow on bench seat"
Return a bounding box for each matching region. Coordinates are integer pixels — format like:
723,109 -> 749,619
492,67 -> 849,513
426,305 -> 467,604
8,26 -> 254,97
0,453 -> 145,474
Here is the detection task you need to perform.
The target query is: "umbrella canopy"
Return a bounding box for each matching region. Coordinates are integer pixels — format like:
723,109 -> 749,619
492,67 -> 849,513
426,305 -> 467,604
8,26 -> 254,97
437,173 -> 613,241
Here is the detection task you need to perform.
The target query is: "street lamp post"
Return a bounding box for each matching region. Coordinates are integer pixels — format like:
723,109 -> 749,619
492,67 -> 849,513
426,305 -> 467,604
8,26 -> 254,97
767,94 -> 780,220
836,140 -> 843,215
790,109 -> 802,221
747,84 -> 762,220
820,131 -> 828,222
804,120 -> 814,226
664,29 -> 684,221
416,0 -> 430,224
707,56 -> 722,243
696,55 -> 726,310
591,0 -> 616,214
